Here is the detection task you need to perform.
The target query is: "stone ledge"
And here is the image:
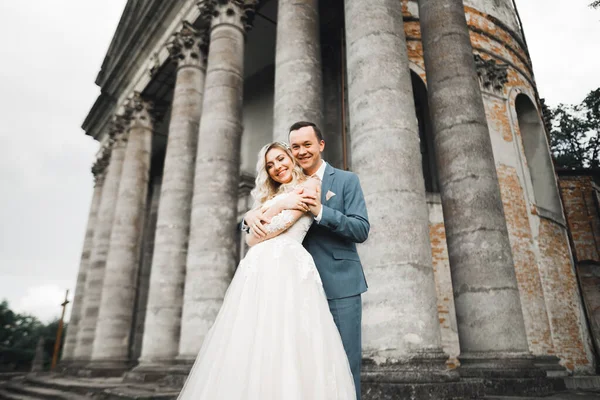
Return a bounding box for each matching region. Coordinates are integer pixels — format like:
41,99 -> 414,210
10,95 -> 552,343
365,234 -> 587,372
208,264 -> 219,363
458,353 -> 556,397
564,376 -> 600,391
363,380 -> 485,400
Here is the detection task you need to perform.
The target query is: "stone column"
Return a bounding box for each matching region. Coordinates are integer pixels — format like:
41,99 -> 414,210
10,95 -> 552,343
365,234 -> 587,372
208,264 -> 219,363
136,23 -> 208,370
417,0 -> 545,389
273,0 -> 323,141
90,93 -> 154,372
61,148 -> 110,363
178,0 -> 257,361
74,118 -> 128,362
344,0 -> 455,391
130,177 -> 162,364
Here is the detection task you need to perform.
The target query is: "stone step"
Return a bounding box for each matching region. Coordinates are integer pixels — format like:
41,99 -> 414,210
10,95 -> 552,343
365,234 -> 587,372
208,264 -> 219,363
100,387 -> 179,400
21,375 -> 178,400
4,382 -> 86,400
0,374 -> 25,383
24,375 -> 121,397
0,388 -> 45,400
564,376 -> 600,391
487,392 -> 600,400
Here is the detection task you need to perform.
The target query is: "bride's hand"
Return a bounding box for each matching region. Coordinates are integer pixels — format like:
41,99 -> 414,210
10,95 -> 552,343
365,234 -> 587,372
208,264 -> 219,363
280,190 -> 311,212
246,209 -> 269,238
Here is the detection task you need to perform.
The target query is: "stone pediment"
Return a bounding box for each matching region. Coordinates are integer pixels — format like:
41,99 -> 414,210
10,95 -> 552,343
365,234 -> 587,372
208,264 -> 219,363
96,0 -> 179,92
83,0 -> 181,140
83,0 -> 271,141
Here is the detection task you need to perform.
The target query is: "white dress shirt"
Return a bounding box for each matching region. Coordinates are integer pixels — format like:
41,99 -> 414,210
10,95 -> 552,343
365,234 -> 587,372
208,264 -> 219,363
313,161 -> 327,223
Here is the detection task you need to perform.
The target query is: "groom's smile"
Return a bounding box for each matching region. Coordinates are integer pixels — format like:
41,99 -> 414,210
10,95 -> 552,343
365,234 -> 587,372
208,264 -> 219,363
289,125 -> 325,176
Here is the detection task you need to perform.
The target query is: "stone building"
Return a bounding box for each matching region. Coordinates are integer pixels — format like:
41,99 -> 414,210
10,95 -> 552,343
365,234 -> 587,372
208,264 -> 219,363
60,0 -> 598,396
557,169 -> 600,366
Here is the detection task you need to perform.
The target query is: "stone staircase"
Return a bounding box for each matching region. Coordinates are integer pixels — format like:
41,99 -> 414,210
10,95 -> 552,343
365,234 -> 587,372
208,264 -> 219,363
1,373 -> 600,399
0,374 -> 179,400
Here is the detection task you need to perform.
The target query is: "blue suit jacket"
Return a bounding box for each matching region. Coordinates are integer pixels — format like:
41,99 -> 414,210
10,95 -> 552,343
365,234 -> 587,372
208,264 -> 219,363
303,164 -> 370,299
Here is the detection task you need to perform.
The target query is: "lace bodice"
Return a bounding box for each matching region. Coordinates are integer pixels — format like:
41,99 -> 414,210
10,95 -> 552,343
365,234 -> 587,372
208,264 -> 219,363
262,192 -> 313,244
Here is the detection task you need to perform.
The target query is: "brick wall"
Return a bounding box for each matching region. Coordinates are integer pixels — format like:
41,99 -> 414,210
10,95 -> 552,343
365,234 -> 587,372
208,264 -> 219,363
558,174 -> 600,263
400,0 -> 596,373
558,172 -> 600,368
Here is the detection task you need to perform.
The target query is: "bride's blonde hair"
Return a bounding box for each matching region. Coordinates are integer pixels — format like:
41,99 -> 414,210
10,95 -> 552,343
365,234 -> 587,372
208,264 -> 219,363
251,141 -> 306,207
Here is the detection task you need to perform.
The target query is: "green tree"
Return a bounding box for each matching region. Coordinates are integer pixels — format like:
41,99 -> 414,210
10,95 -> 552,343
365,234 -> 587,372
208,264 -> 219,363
0,300 -> 65,371
548,88 -> 600,169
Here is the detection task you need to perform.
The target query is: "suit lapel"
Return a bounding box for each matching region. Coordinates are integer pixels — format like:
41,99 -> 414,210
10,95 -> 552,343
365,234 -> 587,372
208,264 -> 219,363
320,163 -> 335,204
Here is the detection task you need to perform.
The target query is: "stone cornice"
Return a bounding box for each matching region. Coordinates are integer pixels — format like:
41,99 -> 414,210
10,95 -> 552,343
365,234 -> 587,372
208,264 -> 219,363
83,0 -> 269,142
83,0 -> 199,141
96,0 -> 179,92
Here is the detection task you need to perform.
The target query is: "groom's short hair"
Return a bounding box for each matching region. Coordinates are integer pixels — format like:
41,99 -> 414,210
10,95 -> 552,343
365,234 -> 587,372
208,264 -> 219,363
288,121 -> 324,142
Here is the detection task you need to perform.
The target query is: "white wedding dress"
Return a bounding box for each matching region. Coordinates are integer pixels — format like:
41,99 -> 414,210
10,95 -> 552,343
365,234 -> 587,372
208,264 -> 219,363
177,193 -> 356,400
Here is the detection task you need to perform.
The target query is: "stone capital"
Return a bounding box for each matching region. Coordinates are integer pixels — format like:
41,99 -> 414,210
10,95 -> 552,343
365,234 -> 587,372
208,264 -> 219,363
474,54 -> 509,92
147,52 -> 161,77
92,146 -> 111,185
124,92 -> 154,130
108,114 -> 129,147
197,0 -> 259,33
167,22 -> 209,69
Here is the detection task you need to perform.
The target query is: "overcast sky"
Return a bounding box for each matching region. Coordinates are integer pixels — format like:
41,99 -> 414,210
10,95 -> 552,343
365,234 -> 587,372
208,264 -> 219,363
0,1 -> 599,324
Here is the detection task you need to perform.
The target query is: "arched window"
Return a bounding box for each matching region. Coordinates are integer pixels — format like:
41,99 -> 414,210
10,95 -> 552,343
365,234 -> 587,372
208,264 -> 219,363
411,72 -> 439,193
515,94 -> 563,222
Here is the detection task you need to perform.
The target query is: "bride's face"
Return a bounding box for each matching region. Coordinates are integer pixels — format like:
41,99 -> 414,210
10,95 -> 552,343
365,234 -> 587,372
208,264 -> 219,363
265,147 -> 294,184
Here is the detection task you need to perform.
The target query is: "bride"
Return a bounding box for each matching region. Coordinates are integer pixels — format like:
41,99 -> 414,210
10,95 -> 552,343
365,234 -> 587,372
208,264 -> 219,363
176,142 -> 356,400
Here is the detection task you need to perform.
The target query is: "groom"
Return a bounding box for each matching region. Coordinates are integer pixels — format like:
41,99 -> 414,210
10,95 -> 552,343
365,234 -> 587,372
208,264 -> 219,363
246,121 -> 369,399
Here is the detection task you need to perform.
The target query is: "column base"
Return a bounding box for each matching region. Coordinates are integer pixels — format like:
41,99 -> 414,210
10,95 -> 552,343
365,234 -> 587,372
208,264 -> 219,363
124,360 -> 180,383
154,360 -> 194,388
533,355 -> 568,392
79,359 -> 134,378
533,355 -> 569,378
57,359 -> 91,376
361,351 -> 484,399
458,352 -> 555,397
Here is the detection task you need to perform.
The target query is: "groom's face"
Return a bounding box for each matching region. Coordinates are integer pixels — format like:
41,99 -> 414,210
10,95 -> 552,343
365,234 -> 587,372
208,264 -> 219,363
289,126 -> 325,175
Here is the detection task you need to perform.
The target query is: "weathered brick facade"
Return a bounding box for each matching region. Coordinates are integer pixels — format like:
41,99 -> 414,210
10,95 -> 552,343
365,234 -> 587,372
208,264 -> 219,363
558,171 -> 600,368
559,173 -> 600,263
400,0 -> 596,373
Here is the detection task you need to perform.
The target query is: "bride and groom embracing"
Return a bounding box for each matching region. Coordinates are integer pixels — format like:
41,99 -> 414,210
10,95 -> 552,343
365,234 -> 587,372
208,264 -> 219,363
177,121 -> 370,400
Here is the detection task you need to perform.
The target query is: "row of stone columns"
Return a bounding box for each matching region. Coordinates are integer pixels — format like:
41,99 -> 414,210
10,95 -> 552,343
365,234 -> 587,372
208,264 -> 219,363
137,22 -> 207,368
270,0 -> 547,388
345,0 -> 448,380
64,0 -> 260,371
91,93 -> 154,370
65,0 -> 545,388
418,0 -> 536,378
73,121 -> 128,363
65,93 -> 155,372
61,149 -> 110,361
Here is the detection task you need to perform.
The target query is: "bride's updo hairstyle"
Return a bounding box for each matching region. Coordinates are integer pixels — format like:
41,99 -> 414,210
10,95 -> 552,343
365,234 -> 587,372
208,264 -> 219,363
251,141 -> 306,207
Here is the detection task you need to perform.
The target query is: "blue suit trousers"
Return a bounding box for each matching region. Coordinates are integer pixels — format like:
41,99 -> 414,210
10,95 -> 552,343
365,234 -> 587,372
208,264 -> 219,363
328,295 -> 362,400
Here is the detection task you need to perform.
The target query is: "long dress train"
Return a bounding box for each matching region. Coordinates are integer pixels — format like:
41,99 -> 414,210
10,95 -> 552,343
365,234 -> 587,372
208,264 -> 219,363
177,193 -> 356,400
